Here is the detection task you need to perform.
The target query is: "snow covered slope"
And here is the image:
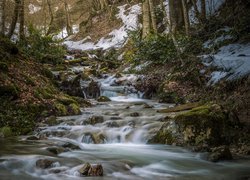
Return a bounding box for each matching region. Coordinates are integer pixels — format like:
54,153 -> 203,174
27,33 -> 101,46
202,43 -> 250,85
63,4 -> 141,51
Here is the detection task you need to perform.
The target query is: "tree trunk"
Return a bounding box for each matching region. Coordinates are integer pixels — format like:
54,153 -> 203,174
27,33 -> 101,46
181,0 -> 190,35
0,0 -> 6,36
46,0 -> 54,35
142,0 -> 150,38
148,0 -> 157,34
8,0 -> 20,38
200,0 -> 206,22
19,0 -> 25,41
64,0 -> 72,36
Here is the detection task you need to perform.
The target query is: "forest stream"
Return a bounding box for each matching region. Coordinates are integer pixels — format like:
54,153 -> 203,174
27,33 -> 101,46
0,69 -> 250,180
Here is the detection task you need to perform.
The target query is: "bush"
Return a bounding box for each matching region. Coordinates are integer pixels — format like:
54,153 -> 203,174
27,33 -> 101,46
21,25 -> 65,64
125,31 -> 200,65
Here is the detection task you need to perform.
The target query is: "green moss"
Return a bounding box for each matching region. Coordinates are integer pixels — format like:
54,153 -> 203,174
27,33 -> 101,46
34,87 -> 54,99
57,96 -> 78,105
68,103 -> 81,115
0,126 -> 13,138
54,102 -> 67,116
149,129 -> 175,145
46,116 -> 58,126
97,96 -> 111,102
174,104 -> 227,146
41,68 -> 54,79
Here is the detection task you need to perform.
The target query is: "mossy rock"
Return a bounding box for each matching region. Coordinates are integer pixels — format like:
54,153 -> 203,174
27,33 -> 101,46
34,87 -> 54,100
97,96 -> 111,102
54,102 -> 67,116
0,126 -> 13,138
174,104 -> 228,146
57,96 -> 78,105
46,116 -> 58,126
148,126 -> 175,145
68,103 -> 81,115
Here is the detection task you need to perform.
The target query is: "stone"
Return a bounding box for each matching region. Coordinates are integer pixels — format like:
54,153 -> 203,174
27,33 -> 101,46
110,116 -> 122,120
26,136 -> 39,140
78,163 -> 103,176
208,146 -> 233,162
143,103 -> 153,108
130,112 -> 140,117
105,121 -> 119,127
61,142 -> 81,150
83,116 -> 104,125
97,96 -> 111,102
88,164 -> 103,176
36,159 -> 55,169
46,147 -> 67,154
78,162 -> 91,176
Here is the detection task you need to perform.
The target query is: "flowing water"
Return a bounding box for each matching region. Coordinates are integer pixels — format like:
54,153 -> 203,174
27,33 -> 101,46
1,74 -> 250,180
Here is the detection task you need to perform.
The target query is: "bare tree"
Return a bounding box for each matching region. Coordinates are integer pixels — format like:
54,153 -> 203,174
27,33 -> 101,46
148,0 -> 157,34
8,0 -> 20,38
142,0 -> 150,38
19,0 -> 25,40
200,0 -> 206,22
46,0 -> 54,35
0,0 -> 6,36
181,0 -> 190,35
64,0 -> 73,36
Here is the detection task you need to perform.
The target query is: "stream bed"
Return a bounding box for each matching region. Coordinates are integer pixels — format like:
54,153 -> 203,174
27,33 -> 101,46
0,74 -> 250,180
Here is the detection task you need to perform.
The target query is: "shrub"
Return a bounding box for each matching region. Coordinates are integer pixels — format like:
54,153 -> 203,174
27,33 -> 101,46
21,25 -> 65,64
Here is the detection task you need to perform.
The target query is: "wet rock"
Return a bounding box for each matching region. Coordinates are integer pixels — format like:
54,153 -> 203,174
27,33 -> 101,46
143,103 -> 153,108
83,116 -> 104,125
49,167 -> 67,174
78,162 -> 91,176
26,135 -> 39,140
208,146 -> 233,162
110,116 -> 122,120
88,164 -> 103,176
61,142 -> 81,150
46,147 -> 67,155
97,96 -> 111,102
60,74 -> 85,97
130,112 -> 140,117
82,80 -> 100,99
36,159 -> 55,169
105,121 -> 119,127
81,132 -> 106,144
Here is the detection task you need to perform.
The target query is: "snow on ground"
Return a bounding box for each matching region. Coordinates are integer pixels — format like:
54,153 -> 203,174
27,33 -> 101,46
55,25 -> 79,40
63,4 -> 141,51
202,43 -> 250,85
203,26 -> 233,48
28,4 -> 41,14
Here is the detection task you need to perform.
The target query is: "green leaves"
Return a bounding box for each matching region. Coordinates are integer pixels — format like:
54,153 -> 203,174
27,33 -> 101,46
21,25 -> 65,64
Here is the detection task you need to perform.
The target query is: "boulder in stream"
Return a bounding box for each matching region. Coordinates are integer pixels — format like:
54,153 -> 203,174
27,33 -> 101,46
208,146 -> 233,162
46,146 -> 67,154
78,163 -> 103,176
83,115 -> 104,125
36,159 -> 55,169
97,96 -> 111,102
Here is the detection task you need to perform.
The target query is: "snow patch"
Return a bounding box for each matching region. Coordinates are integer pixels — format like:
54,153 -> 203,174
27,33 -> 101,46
202,43 -> 250,84
63,4 -> 141,51
55,25 -> 79,40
